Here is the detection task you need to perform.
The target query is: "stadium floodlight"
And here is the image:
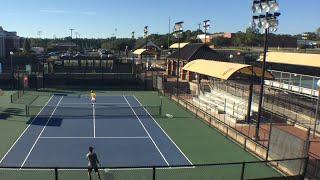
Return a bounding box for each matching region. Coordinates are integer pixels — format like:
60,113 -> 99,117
260,0 -> 270,13
251,0 -> 280,140
173,21 -> 184,38
144,26 -> 148,38
203,20 -> 211,44
173,21 -> 184,95
252,0 -> 261,14
269,0 -> 279,12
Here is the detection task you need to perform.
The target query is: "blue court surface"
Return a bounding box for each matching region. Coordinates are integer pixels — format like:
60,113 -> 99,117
0,95 -> 192,168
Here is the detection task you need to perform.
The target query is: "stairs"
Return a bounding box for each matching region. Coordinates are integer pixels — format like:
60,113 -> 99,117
194,85 -> 259,121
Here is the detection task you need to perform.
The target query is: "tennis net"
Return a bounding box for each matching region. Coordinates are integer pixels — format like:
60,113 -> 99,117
26,104 -> 162,118
10,90 -> 24,103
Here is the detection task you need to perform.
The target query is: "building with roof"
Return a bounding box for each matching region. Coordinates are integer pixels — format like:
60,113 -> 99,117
258,52 -> 320,76
136,41 -> 162,60
256,52 -> 320,97
48,42 -> 79,52
197,33 -> 232,44
0,26 -> 20,58
166,43 -> 228,80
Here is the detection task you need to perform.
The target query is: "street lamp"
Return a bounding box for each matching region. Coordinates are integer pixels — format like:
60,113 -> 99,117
173,21 -> 184,95
203,20 -> 210,44
252,0 -> 280,139
9,51 -> 14,89
144,26 -> 149,51
143,26 -> 149,69
314,80 -> 320,138
132,31 -> 135,39
302,33 -> 308,53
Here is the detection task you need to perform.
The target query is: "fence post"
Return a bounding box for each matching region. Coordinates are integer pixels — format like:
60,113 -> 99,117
244,138 -> 247,151
160,97 -> 163,116
266,122 -> 273,160
233,102 -> 235,116
301,128 -> 311,179
240,162 -> 245,180
25,104 -> 28,116
301,156 -> 309,180
153,167 -> 156,180
55,167 -> 58,180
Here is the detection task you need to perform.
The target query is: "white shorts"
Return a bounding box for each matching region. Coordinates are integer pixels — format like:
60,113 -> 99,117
91,97 -> 96,102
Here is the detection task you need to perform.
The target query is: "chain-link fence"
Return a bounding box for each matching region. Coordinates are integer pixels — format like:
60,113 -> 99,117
0,158 -> 307,180
158,74 -> 317,179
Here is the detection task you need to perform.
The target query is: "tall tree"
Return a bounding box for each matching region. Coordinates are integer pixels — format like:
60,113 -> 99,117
316,27 -> 320,39
23,38 -> 31,52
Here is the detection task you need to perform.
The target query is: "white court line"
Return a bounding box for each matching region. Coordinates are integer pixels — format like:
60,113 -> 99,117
123,95 -> 170,166
0,95 -> 54,165
133,96 -> 193,165
20,96 -> 64,168
93,103 -> 96,138
39,137 -> 150,139
60,103 -> 127,105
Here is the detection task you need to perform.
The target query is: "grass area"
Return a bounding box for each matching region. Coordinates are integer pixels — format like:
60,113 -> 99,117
0,90 -> 284,179
0,90 -> 51,164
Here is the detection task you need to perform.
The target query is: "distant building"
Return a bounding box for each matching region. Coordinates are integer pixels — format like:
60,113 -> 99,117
49,42 -> 79,52
167,43 -> 228,80
31,47 -> 45,54
197,33 -> 232,43
0,26 -> 20,58
297,39 -> 319,48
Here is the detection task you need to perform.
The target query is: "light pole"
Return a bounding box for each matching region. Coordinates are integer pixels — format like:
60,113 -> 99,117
10,51 -> 14,89
173,21 -> 184,95
132,31 -> 135,39
302,33 -> 308,53
203,20 -> 210,44
252,0 -> 280,139
132,31 -> 135,74
69,28 -> 75,39
314,80 -> 320,138
144,26 -> 149,69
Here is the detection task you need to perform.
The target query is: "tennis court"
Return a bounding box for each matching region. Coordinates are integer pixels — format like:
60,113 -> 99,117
0,90 -> 299,179
0,94 -> 191,168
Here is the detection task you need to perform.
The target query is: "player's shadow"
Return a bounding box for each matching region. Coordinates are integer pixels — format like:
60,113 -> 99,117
27,116 -> 63,127
0,108 -> 25,120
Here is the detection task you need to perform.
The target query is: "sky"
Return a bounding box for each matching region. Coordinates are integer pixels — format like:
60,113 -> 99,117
0,0 -> 319,38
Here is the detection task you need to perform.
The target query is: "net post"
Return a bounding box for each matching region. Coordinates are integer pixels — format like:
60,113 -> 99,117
152,167 -> 156,180
10,94 -> 13,103
159,97 -> 163,116
25,104 -> 28,116
240,162 -> 245,180
55,167 -> 58,180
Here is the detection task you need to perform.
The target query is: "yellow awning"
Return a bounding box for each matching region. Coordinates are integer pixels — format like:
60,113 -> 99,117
169,42 -> 189,49
133,49 -> 147,55
259,52 -> 320,68
183,59 -> 274,80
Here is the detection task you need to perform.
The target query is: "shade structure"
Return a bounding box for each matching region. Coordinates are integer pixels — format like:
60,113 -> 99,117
133,49 -> 147,55
169,42 -> 190,49
259,52 -> 320,68
182,59 -> 274,80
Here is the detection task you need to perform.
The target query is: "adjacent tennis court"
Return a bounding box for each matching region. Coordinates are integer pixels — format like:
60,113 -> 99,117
0,91 -> 291,179
0,95 -> 191,168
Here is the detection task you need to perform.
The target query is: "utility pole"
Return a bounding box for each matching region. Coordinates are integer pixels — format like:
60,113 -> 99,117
168,16 -> 171,49
69,28 -> 75,39
37,31 -> 42,39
